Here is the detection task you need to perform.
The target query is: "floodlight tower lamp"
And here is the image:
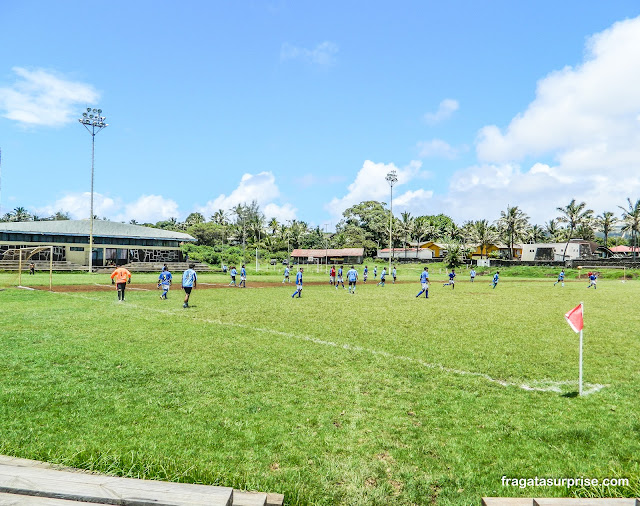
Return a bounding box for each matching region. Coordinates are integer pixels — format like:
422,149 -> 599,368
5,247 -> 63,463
385,170 -> 398,274
78,107 -> 108,273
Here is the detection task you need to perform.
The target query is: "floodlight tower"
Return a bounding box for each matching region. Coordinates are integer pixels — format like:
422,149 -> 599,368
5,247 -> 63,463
385,169 -> 398,274
78,108 -> 108,273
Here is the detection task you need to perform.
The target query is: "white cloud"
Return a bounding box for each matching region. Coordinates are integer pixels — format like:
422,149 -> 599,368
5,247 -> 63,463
197,171 -> 297,221
424,99 -> 459,125
264,202 -> 297,222
430,16 -> 640,224
392,189 -> 434,215
477,16 -> 640,166
324,159 -> 427,219
36,192 -> 118,220
0,67 -> 99,126
35,192 -> 180,223
417,139 -> 459,159
117,195 -> 180,223
280,41 -> 339,66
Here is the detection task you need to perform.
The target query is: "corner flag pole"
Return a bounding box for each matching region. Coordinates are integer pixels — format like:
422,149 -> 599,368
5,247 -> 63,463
579,302 -> 584,396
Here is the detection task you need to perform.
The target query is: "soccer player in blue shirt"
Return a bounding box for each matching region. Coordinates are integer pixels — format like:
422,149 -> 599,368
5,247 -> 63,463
470,268 -> 476,282
587,272 -> 597,289
239,264 -> 247,288
292,267 -> 303,298
416,267 -> 430,298
229,266 -> 237,286
392,266 -> 397,284
374,266 -> 377,279
347,265 -> 358,294
491,271 -> 500,289
443,268 -> 456,289
363,265 -> 368,283
282,266 -> 290,283
377,267 -> 386,286
182,263 -> 197,308
158,267 -> 172,300
335,265 -> 345,289
554,269 -> 565,287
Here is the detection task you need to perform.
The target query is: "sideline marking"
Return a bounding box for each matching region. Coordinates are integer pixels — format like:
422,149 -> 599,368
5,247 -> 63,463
49,291 -> 607,396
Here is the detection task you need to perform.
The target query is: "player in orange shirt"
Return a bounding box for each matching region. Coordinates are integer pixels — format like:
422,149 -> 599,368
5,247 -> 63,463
110,266 -> 132,301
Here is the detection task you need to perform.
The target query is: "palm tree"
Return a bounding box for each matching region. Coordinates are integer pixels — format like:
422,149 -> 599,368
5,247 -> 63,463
556,199 -> 594,261
618,198 -> 640,260
268,217 -> 279,236
544,219 -> 561,242
211,209 -> 228,225
470,219 -> 499,258
412,217 -> 435,259
497,205 -> 529,259
596,211 -> 617,248
232,204 -> 248,251
526,224 -> 546,243
288,220 -> 307,249
444,221 -> 462,243
399,211 -> 414,259
11,207 -> 31,222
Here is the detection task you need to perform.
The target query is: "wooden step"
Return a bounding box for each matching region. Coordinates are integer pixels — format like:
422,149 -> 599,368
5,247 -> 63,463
0,456 -> 233,506
483,499 -> 637,506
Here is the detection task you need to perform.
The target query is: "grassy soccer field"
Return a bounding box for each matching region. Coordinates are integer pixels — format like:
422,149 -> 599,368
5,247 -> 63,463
0,266 -> 639,505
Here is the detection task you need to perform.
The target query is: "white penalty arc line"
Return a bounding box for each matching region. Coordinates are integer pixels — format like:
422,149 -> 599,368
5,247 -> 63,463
52,291 -> 607,396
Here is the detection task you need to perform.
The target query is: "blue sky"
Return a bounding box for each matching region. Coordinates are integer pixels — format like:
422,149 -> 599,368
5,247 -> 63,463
1,1 -> 640,229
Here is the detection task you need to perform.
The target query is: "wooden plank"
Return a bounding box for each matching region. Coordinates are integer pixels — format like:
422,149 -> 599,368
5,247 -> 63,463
0,462 -> 233,506
231,491 -> 266,506
483,498 -> 533,506
265,493 -> 285,506
534,499 -> 636,505
0,492 -> 101,506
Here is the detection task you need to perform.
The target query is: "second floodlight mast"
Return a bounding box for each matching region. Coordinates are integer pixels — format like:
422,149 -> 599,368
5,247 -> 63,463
79,108 -> 108,273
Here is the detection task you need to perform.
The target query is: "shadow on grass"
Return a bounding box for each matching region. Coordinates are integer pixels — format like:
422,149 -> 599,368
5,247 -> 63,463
561,391 -> 579,398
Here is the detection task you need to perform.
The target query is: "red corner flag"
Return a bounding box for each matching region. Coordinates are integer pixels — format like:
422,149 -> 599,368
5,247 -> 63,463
565,303 -> 584,333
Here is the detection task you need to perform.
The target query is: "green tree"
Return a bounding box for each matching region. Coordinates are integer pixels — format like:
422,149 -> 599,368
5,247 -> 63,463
187,222 -> 226,246
210,209 -> 228,225
10,207 -> 31,222
526,224 -> 546,243
596,211 -> 617,248
556,199 -> 594,261
268,217 -> 279,236
469,219 -> 499,258
340,201 -> 389,243
443,242 -> 469,269
412,216 -> 436,259
497,205 -> 529,259
544,219 -> 561,242
184,212 -> 205,227
399,211 -> 414,258
618,198 -> 640,260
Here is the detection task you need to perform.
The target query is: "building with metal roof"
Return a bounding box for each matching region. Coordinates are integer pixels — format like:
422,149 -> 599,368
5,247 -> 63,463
290,248 -> 365,265
0,220 -> 195,267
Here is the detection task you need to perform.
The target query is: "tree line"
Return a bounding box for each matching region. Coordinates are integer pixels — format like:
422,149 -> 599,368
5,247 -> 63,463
2,198 -> 639,265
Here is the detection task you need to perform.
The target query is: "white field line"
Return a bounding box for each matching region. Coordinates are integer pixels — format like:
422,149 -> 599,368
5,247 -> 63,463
51,291 -> 607,396
199,282 -> 264,289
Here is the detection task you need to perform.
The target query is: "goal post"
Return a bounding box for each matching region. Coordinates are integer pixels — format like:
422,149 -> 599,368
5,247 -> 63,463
4,246 -> 54,290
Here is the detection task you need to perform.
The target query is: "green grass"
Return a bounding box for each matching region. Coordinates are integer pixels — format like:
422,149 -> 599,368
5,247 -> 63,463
0,269 -> 639,505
